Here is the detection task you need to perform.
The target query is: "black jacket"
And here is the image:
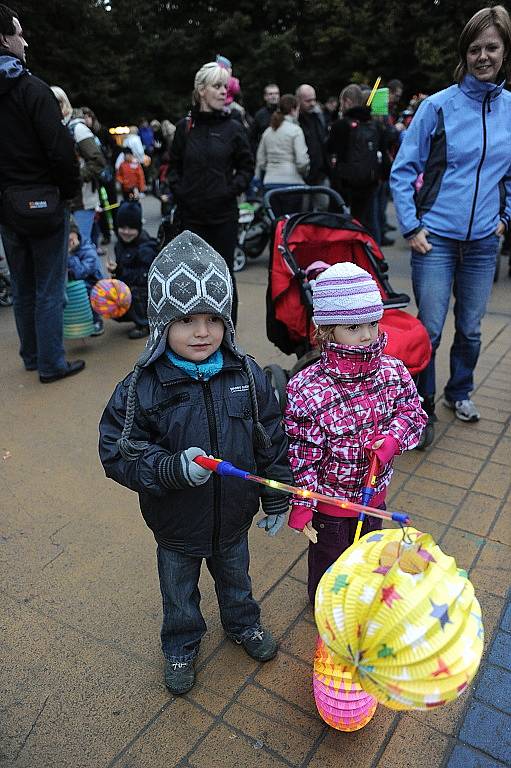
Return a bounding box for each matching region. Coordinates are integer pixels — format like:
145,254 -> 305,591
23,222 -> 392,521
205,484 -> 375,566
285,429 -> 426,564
99,350 -> 291,557
249,104 -> 276,153
0,54 -> 79,200
168,109 -> 254,225
113,230 -> 158,288
327,106 -> 385,193
298,109 -> 330,184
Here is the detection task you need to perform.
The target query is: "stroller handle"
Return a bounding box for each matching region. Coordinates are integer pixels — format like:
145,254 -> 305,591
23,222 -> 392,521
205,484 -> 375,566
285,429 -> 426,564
263,185 -> 346,221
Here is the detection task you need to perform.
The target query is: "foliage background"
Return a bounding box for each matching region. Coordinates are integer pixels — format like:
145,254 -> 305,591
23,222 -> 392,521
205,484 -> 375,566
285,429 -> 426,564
12,0 -> 496,124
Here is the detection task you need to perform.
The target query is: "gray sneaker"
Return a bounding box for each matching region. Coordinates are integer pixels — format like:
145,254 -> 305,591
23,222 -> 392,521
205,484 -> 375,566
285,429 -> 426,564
442,398 -> 480,423
236,626 -> 278,662
164,658 -> 195,694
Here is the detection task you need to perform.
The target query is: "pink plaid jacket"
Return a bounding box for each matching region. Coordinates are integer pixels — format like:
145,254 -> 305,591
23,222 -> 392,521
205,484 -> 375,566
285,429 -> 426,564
284,333 -> 427,530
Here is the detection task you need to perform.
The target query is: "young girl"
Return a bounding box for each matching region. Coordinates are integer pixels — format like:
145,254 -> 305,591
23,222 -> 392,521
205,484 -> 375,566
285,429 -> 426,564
284,262 -> 427,603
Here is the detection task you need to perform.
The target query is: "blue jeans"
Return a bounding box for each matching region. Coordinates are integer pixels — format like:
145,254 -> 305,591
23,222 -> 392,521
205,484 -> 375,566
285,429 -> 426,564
412,232 -> 498,403
73,208 -> 95,243
157,533 -> 261,663
1,216 -> 70,376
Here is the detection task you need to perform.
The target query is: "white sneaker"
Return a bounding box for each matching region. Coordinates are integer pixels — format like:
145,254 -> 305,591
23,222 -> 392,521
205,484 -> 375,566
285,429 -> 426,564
442,398 -> 480,423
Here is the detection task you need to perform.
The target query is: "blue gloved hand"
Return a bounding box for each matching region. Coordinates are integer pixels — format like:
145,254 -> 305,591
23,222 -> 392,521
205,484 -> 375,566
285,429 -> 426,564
180,447 -> 212,486
256,513 -> 286,537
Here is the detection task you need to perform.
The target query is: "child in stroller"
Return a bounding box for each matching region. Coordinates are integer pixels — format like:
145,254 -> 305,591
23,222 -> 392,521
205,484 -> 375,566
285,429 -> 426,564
262,185 -> 433,449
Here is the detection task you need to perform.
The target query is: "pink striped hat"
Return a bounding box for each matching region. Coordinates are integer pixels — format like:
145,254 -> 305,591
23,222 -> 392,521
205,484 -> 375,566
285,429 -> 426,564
312,262 -> 383,326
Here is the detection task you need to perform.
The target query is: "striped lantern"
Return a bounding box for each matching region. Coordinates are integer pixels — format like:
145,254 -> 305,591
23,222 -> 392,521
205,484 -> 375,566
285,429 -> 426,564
313,636 -> 377,731
63,280 -> 94,339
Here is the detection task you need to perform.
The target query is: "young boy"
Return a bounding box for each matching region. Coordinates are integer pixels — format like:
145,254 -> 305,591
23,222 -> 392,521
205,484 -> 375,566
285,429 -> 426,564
99,231 -> 291,694
109,201 -> 158,339
67,221 -> 105,336
116,146 -> 146,200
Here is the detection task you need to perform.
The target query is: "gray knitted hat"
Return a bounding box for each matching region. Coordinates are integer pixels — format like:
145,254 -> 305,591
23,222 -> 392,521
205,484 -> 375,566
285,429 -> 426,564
139,230 -> 235,367
117,231 -> 271,460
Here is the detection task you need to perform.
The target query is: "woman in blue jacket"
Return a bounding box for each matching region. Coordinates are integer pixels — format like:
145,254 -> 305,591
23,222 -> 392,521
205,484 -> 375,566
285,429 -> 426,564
391,5 -> 511,444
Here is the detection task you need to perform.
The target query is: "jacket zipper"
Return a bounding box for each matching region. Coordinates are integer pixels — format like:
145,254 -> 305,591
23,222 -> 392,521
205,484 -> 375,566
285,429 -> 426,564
466,93 -> 490,241
201,377 -> 221,552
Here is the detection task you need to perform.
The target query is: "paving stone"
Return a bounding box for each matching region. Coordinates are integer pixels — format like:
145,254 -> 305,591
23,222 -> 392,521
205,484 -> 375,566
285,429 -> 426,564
403,476 -> 466,506
488,632 -> 511,672
222,683 -> 323,764
501,603 -> 511,633
194,642 -> 259,704
488,498 -> 511,547
476,386 -> 511,403
445,425 -> 500,447
391,489 -> 456,525
260,575 -> 309,639
475,664 -> 511,714
473,464 -> 511,499
306,706 -> 396,768
280,617 -> 319,665
112,698 -> 213,768
254,651 -> 317,717
471,540 -> 511,597
447,743 -> 508,768
408,687 -> 470,736
440,528 -> 484,572
477,591 -> 506,648
490,438 -> 511,465
288,552 -> 308,584
459,702 -> 511,763
452,494 -> 500,537
393,449 -> 424,473
413,461 -> 477,490
433,436 -> 491,461
377,714 -> 450,768
426,447 -> 486,475
188,722 -> 288,768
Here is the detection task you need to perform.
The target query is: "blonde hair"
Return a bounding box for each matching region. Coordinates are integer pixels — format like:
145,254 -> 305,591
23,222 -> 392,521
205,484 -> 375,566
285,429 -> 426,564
455,5 -> 511,83
314,324 -> 337,345
50,85 -> 73,119
193,62 -> 229,107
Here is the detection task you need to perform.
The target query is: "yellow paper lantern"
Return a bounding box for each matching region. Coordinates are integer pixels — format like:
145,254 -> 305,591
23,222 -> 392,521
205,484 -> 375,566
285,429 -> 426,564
315,528 -> 483,711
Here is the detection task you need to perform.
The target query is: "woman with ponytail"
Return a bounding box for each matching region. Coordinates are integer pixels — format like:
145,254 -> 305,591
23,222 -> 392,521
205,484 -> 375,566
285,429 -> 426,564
255,94 -> 309,194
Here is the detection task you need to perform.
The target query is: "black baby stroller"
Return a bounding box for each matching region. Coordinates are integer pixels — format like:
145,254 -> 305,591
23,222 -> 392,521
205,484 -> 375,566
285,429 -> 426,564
262,185 -> 433,447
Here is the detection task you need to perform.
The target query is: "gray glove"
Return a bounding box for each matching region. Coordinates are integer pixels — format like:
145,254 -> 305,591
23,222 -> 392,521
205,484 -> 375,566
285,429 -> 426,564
180,447 -> 212,486
256,513 -> 286,537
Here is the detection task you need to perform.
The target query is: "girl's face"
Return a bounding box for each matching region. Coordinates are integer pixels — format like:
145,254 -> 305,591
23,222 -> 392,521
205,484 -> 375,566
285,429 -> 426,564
333,321 -> 379,347
167,313 -> 224,362
466,25 -> 506,83
199,81 -> 227,112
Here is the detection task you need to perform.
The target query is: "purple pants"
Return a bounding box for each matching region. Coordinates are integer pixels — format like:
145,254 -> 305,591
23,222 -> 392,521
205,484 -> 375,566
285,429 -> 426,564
307,511 -> 383,605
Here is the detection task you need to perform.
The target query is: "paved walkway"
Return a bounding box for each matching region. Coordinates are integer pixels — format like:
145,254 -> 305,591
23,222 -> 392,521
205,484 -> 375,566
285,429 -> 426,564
1,200 -> 510,768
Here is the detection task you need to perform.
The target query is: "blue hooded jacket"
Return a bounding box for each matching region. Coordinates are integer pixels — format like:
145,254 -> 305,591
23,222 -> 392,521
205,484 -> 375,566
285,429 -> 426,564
390,75 -> 511,241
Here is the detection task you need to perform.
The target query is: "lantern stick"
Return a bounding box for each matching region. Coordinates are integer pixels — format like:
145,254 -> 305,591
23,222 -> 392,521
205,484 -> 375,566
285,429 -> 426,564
194,456 -> 410,526
353,453 -> 380,544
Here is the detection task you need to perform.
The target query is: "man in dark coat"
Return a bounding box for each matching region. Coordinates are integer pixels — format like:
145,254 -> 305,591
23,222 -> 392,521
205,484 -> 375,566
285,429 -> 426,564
296,83 -> 330,186
249,83 -> 280,154
0,4 -> 82,383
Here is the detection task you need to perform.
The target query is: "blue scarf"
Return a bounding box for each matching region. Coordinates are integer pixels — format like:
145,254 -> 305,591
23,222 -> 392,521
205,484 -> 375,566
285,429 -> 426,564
166,347 -> 223,380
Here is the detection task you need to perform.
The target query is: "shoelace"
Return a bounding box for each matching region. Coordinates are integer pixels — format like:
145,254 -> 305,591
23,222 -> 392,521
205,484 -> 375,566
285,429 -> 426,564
170,661 -> 189,670
249,629 -> 264,642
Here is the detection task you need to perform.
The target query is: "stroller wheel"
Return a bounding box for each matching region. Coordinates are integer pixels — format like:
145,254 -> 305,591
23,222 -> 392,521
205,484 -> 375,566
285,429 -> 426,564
263,364 -> 289,410
415,420 -> 435,451
289,348 -> 321,378
233,246 -> 247,273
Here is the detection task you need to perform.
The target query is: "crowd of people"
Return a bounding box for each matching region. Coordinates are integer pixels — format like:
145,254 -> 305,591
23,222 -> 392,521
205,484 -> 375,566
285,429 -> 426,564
1,0 -> 509,700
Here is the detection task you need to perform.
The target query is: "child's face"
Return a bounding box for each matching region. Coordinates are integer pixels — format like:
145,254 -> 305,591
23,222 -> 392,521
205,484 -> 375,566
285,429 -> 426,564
118,226 -> 139,243
333,321 -> 379,347
68,231 -> 80,252
167,313 -> 224,362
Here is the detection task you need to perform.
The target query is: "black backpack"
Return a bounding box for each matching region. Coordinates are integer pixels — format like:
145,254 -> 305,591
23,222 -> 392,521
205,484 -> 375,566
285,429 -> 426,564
336,119 -> 380,189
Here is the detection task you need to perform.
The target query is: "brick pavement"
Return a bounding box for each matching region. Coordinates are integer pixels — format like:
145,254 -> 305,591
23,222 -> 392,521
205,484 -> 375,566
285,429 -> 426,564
1,201 -> 510,767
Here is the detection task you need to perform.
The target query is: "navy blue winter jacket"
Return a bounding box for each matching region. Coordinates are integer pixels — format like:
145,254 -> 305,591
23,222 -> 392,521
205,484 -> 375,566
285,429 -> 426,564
114,230 -> 158,288
390,75 -> 511,241
99,349 -> 291,556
